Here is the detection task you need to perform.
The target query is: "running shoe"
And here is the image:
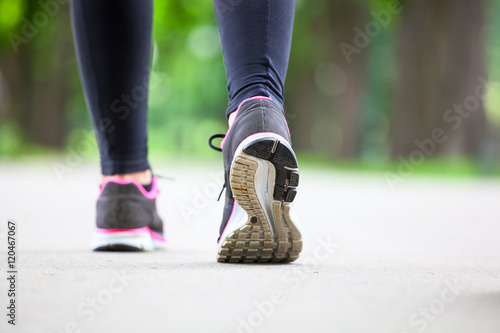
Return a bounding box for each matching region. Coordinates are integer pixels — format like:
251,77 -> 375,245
91,176 -> 166,251
209,97 -> 302,263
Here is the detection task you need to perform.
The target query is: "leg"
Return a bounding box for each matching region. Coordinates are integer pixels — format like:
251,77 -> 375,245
212,0 -> 302,263
214,0 -> 295,120
71,0 -> 165,251
71,0 -> 152,183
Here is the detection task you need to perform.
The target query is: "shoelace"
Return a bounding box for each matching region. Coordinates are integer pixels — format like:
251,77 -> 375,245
154,174 -> 175,181
208,133 -> 225,152
209,134 -> 227,201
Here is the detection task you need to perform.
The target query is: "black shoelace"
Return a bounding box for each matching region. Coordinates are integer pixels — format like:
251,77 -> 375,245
208,133 -> 225,152
154,174 -> 175,181
208,133 -> 227,201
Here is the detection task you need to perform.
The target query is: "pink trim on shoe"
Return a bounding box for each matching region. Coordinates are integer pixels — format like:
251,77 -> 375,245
220,96 -> 272,150
95,226 -> 150,235
95,226 -> 166,243
149,229 -> 166,243
98,176 -> 160,199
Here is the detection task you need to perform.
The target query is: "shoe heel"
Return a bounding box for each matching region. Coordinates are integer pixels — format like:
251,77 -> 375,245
217,134 -> 302,263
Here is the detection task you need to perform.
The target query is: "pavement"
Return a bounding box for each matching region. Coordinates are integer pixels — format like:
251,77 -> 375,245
0,158 -> 499,333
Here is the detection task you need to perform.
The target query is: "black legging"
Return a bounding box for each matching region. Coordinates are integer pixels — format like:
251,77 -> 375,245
70,0 -> 295,175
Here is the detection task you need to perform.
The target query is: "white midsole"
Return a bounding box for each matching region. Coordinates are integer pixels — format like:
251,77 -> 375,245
92,232 -> 165,251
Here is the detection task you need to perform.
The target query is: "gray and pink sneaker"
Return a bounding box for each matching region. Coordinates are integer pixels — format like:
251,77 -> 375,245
210,97 -> 302,263
91,176 -> 166,251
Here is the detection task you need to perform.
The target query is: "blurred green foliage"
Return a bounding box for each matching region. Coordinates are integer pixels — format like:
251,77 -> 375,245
486,0 -> 500,127
147,1 -> 228,156
1,0 -> 500,177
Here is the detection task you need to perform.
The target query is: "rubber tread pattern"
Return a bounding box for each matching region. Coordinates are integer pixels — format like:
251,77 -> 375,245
217,137 -> 302,263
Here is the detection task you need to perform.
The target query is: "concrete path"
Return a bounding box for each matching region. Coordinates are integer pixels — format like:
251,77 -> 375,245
0,159 -> 499,333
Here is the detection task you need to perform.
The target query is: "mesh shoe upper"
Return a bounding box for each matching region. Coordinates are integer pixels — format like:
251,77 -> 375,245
96,177 -> 163,235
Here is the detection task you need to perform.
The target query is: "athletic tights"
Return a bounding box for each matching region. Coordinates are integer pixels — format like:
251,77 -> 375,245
70,0 -> 295,175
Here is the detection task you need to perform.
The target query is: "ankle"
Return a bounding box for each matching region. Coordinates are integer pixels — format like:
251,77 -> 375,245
228,110 -> 237,127
228,96 -> 272,127
101,169 -> 152,186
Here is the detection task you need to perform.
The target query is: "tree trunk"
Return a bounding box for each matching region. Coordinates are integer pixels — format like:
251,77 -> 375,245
0,2 -> 72,149
0,4 -> 37,133
29,4 -> 73,148
286,1 -> 370,159
390,0 -> 489,158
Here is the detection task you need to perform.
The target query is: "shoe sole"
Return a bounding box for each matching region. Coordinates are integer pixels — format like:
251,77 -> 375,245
92,227 -> 166,252
217,133 -> 302,263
